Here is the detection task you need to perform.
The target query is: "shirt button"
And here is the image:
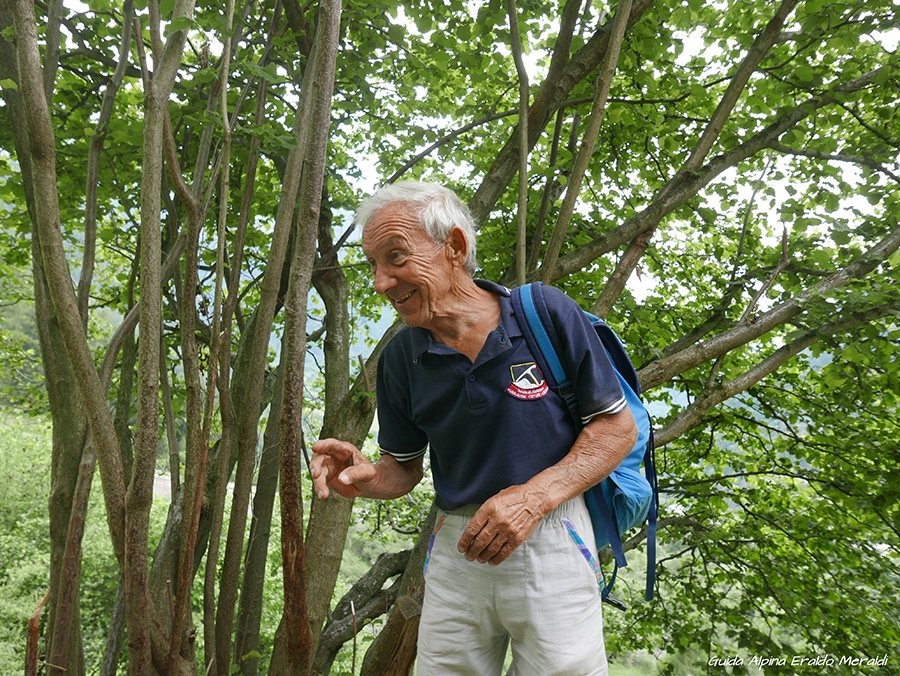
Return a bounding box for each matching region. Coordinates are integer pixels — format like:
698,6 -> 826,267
468,375 -> 475,381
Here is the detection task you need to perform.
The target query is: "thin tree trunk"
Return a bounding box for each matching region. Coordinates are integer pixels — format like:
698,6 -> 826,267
129,3 -> 196,672
303,200 -> 352,655
281,318 -> 402,674
277,326 -> 426,673
168,0 -> 238,657
12,0 -> 128,564
47,443 -> 96,675
0,21 -> 90,672
507,0 -> 529,287
99,583 -> 126,676
213,42 -> 314,676
278,0 -> 343,670
231,37 -> 279,674
26,591 -> 50,676
233,359 -> 285,675
40,0 -> 63,102
79,0 -> 134,325
6,7 -> 124,675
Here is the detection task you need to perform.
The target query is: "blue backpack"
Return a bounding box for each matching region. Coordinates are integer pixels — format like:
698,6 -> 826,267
511,282 -> 658,609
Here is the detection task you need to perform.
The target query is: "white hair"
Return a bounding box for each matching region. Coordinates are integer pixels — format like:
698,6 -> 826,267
354,181 -> 478,275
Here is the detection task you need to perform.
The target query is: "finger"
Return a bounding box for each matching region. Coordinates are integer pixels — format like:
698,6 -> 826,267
488,542 -> 516,566
312,438 -> 351,458
459,520 -> 499,562
474,534 -> 505,564
338,461 -> 377,489
310,454 -> 335,499
458,510 -> 489,558
311,439 -> 357,499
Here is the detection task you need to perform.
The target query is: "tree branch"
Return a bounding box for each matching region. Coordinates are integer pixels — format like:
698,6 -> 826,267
384,109 -> 519,185
315,549 -> 410,675
654,301 -> 900,446
555,0 -> 799,294
590,228 -> 651,319
527,109 -> 567,273
769,142 -> 900,184
41,0 -> 63,103
640,212 -> 900,392
598,515 -> 707,565
682,0 -> 799,173
540,0 -> 632,282
707,221 -> 788,386
79,1 -> 135,326
507,0 -> 530,286
553,65 -> 893,280
469,0 -> 655,225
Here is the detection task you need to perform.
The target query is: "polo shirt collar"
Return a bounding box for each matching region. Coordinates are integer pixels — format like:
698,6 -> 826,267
407,279 -> 522,360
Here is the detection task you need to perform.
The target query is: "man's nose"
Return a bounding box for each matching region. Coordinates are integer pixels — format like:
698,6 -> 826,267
373,265 -> 394,295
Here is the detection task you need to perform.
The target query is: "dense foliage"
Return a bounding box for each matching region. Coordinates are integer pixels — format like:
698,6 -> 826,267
1,0 -> 898,673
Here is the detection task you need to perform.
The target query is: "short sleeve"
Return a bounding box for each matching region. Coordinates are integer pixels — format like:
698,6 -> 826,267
375,345 -> 429,462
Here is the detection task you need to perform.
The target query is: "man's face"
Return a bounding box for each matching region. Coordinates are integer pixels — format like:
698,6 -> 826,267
361,203 -> 455,329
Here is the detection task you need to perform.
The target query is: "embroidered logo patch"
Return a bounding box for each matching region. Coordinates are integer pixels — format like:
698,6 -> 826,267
506,362 -> 549,400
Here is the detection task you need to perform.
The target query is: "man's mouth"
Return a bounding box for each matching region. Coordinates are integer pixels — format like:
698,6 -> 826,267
392,289 -> 417,305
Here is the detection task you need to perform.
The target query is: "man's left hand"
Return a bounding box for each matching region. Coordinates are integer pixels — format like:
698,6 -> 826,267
457,485 -> 545,565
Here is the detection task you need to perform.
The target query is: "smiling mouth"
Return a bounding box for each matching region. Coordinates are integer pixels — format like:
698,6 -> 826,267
393,289 -> 417,305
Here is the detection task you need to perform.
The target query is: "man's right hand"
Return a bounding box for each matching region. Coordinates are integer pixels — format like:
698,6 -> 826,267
311,439 -> 425,501
310,438 -> 377,500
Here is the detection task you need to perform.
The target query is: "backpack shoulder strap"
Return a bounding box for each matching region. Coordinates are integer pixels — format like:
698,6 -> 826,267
511,283 -> 579,425
515,283 -> 565,382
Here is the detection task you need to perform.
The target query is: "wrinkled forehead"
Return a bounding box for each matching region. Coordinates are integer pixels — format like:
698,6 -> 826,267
361,203 -> 427,251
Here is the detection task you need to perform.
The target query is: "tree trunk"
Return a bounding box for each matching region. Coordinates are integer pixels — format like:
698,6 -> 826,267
233,358 -> 285,675
3,4 -> 98,673
129,0 -> 196,667
277,0 -> 344,670
304,196 -> 351,652
269,319 -> 401,674
359,504 -> 438,676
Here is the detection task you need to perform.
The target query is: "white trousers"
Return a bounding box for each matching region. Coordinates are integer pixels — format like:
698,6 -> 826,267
417,497 -> 609,676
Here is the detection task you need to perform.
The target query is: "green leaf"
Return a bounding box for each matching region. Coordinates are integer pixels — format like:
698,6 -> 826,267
166,16 -> 195,33
158,0 -> 175,19
794,64 -> 815,83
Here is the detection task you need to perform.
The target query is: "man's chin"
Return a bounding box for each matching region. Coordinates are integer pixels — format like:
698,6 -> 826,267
397,313 -> 420,328
395,306 -> 425,328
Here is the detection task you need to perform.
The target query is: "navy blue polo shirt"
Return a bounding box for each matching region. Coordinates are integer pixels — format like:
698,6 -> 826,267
375,280 -> 626,511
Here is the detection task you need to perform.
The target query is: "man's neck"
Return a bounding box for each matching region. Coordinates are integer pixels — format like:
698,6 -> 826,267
426,278 -> 501,362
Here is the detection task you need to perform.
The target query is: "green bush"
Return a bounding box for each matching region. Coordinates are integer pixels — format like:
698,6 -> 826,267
0,415 -> 52,673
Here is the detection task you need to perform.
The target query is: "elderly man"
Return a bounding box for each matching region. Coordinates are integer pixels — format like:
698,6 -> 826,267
311,181 -> 637,676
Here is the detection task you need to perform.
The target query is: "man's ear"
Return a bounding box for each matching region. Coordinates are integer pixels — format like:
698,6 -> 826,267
444,227 -> 469,267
